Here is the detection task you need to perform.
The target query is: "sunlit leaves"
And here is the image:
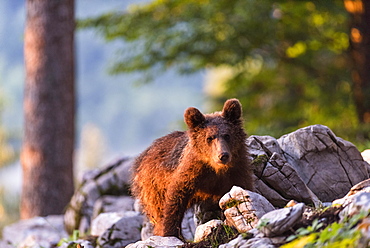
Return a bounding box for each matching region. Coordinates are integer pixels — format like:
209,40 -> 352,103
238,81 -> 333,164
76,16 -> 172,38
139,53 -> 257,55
0,93 -> 15,168
286,42 -> 307,58
79,0 -> 277,75
0,128 -> 15,167
80,0 -> 364,145
282,212 -> 367,248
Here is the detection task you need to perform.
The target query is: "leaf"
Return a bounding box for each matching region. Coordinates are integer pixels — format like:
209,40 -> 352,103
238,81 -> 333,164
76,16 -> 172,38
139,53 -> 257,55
281,234 -> 316,248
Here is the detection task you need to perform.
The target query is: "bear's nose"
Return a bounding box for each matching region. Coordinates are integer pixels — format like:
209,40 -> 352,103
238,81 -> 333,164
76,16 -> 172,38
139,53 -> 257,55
219,152 -> 230,164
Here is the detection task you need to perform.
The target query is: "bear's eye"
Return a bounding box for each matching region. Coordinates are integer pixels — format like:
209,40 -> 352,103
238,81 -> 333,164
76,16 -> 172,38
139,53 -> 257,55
207,136 -> 215,143
223,134 -> 231,141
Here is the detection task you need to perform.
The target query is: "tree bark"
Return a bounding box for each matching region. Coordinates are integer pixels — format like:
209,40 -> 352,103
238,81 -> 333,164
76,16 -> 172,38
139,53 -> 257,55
21,0 -> 75,219
345,0 -> 370,123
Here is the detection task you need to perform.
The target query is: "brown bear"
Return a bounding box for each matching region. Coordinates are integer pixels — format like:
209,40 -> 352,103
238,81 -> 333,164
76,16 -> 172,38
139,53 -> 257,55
131,98 -> 253,238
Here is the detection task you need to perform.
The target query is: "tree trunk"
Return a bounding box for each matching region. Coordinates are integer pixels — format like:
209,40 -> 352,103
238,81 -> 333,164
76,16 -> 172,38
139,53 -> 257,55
345,0 -> 370,123
21,0 -> 75,219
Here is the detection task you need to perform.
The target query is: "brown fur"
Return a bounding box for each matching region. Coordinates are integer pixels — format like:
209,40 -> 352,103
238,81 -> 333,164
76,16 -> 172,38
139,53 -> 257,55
131,99 -> 253,238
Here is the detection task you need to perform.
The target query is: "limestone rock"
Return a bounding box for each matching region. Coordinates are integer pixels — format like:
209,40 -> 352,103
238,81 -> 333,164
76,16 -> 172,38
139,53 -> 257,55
194,219 -> 223,242
91,212 -> 126,236
96,211 -> 143,248
248,125 -> 370,207
219,234 -> 247,248
339,192 -> 370,221
333,178 -> 370,206
126,236 -> 184,248
257,203 -> 305,237
17,235 -> 55,248
139,208 -> 196,241
2,215 -> 67,248
0,241 -> 13,248
181,208 -> 197,241
64,157 -> 134,234
332,179 -> 370,243
361,149 -> 370,164
140,217 -> 154,241
219,234 -> 276,248
348,178 -> 370,195
62,124 -> 369,243
240,237 -> 276,248
219,186 -> 275,233
278,125 -> 370,202
92,195 -> 135,220
218,234 -> 246,248
59,240 -> 95,248
248,135 -> 320,207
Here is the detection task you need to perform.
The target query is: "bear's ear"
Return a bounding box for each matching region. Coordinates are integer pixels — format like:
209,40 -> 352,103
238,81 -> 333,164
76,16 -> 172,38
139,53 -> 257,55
184,107 -> 205,129
222,98 -> 242,122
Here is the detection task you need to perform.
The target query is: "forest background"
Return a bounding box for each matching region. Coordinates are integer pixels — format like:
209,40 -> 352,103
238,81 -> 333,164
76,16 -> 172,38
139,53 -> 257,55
0,0 -> 369,234
0,0 -> 204,231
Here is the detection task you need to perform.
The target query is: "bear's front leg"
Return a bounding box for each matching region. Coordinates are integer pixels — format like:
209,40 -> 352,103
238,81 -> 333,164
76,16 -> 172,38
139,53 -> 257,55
158,182 -> 194,238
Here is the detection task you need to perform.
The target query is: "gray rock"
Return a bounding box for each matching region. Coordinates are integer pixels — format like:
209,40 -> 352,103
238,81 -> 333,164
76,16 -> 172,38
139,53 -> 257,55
362,149 -> 370,164
0,241 -> 13,248
257,203 -> 305,237
248,125 -> 370,207
62,125 -> 369,242
181,208 -> 196,241
59,239 -> 95,248
92,195 -> 135,219
331,179 -> 370,245
219,234 -> 276,248
219,186 -> 275,233
194,219 -> 223,242
64,157 -> 134,234
17,235 -> 55,248
339,192 -> 370,221
241,237 -> 276,248
219,234 -> 246,248
126,236 -> 184,248
333,178 -> 370,206
278,125 -> 370,202
91,212 -> 126,236
139,208 -> 196,241
96,211 -> 143,248
219,235 -> 248,248
2,215 -> 67,248
248,135 -> 321,207
140,216 -> 154,241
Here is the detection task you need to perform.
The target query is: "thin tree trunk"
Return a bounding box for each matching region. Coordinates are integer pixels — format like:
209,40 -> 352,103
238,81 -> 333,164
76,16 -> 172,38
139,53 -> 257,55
345,0 -> 370,123
21,0 -> 75,219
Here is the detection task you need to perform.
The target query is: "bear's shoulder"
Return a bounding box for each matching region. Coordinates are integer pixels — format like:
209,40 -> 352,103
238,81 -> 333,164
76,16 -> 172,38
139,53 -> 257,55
135,131 -> 189,169
153,131 -> 188,148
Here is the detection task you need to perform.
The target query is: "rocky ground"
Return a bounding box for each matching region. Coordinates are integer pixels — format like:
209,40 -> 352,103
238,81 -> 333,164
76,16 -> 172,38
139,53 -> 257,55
1,125 -> 370,248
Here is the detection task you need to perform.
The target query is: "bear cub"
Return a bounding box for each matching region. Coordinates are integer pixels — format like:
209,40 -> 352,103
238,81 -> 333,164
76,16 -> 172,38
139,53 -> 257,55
131,98 -> 253,238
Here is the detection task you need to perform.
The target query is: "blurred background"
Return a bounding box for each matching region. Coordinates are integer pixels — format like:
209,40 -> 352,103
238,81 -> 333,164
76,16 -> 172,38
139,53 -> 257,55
0,0 -> 205,231
0,0 -> 369,234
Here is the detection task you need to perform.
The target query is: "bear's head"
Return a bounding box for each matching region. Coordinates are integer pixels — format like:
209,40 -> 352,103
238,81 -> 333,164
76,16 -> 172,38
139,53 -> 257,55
184,99 -> 246,173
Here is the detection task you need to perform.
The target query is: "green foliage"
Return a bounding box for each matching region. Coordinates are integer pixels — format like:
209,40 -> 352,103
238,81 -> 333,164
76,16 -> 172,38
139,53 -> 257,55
251,154 -> 269,167
204,1 -> 357,139
57,230 -> 80,247
224,198 -> 244,209
205,224 -> 239,248
79,0 -> 278,76
282,212 -> 368,248
0,186 -> 19,238
80,0 -> 369,147
286,219 -> 324,243
0,128 -> 15,168
0,92 -> 16,168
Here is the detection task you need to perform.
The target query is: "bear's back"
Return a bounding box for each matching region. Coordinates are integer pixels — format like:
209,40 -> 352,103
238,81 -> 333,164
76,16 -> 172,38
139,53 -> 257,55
134,131 -> 189,171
